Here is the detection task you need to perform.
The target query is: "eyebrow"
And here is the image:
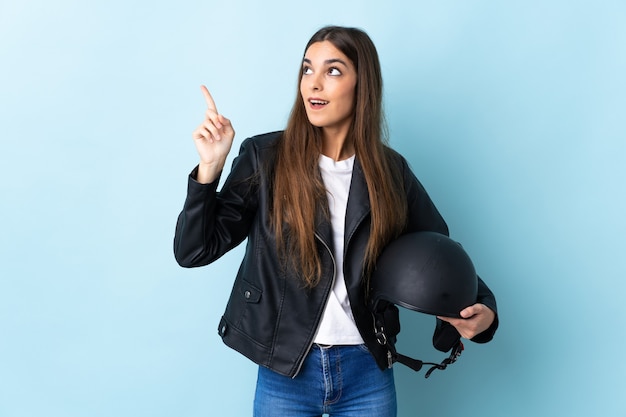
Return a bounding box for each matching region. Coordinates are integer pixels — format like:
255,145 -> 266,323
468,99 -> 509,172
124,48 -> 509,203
302,58 -> 349,67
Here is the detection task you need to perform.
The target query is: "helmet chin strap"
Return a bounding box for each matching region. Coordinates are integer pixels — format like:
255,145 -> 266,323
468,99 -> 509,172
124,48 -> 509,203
374,318 -> 464,378
395,342 -> 464,378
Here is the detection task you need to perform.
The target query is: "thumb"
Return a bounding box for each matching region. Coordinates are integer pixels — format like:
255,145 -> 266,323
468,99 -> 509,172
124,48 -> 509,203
460,305 -> 478,319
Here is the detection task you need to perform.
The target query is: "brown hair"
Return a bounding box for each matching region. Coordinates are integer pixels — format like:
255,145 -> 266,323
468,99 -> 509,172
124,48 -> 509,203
271,26 -> 407,287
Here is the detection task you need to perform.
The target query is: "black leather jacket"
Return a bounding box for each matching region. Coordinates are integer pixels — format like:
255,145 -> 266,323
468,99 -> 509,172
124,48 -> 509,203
174,131 -> 498,377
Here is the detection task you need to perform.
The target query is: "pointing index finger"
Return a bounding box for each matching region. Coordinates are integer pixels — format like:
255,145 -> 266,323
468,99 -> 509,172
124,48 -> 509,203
200,85 -> 218,112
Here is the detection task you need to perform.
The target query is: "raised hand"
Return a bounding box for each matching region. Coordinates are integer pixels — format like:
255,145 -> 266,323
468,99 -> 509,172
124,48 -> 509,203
191,85 -> 235,183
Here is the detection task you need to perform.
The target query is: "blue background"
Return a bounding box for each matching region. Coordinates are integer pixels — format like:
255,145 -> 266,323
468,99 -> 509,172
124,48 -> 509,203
1,1 -> 625,416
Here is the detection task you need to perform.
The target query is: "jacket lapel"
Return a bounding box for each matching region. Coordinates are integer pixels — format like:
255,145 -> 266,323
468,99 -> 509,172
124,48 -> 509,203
345,158 -> 371,245
314,158 -> 370,257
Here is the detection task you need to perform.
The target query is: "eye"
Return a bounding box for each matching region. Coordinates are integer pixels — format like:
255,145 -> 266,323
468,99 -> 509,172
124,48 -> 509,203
328,67 -> 342,76
302,66 -> 313,75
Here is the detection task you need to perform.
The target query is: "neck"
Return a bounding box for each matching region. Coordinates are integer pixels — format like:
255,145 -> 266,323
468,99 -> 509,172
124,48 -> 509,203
321,126 -> 355,161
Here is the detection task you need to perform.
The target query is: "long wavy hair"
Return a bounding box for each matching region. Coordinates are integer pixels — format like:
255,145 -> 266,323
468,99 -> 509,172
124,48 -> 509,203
271,26 -> 408,287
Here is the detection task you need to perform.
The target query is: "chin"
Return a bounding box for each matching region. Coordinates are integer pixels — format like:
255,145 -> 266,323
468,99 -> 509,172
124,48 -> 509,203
305,116 -> 326,128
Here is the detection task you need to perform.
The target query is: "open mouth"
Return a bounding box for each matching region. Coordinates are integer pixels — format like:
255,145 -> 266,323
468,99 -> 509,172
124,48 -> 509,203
309,99 -> 329,109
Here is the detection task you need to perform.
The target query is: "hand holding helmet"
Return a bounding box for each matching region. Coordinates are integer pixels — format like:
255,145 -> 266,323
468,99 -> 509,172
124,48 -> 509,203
438,303 -> 495,340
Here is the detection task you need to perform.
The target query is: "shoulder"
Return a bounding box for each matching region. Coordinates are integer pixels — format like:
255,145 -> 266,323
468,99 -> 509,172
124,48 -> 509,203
229,131 -> 282,178
382,145 -> 412,177
382,145 -> 430,199
240,130 -> 283,154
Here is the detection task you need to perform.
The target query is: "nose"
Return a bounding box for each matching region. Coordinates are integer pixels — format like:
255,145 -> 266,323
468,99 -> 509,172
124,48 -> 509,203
306,72 -> 323,92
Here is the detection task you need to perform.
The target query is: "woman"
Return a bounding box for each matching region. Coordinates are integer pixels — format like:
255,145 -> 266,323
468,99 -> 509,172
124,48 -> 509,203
174,25 -> 497,417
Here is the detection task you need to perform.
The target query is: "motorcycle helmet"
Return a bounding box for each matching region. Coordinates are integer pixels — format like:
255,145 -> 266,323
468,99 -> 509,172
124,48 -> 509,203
370,231 -> 478,377
371,231 -> 478,318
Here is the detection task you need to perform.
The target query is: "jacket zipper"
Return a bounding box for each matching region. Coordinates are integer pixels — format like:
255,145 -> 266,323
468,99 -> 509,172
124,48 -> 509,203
291,232 -> 337,378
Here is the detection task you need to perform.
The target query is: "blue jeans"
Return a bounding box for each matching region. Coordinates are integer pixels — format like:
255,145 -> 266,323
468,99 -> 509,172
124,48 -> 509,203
253,344 -> 397,417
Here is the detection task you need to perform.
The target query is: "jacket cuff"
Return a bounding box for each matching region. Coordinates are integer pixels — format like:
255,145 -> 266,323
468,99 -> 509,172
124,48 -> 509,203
188,165 -> 222,193
470,312 -> 499,344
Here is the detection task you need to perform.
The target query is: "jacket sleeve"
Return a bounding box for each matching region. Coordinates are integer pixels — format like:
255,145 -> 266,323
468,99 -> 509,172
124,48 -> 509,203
471,276 -> 499,343
400,157 -> 499,343
173,138 -> 260,268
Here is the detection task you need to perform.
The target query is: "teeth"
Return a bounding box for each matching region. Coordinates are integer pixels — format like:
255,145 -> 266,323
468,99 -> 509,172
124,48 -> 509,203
311,100 -> 328,105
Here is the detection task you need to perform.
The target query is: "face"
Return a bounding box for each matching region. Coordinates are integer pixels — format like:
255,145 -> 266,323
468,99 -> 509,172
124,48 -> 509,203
300,41 -> 357,135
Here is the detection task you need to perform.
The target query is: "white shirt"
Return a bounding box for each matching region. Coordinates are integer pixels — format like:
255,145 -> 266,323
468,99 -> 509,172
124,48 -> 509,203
313,154 -> 364,345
